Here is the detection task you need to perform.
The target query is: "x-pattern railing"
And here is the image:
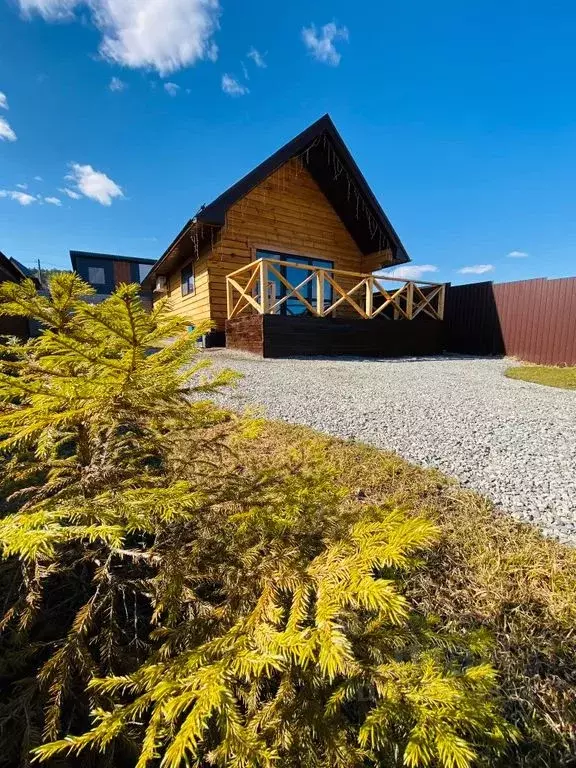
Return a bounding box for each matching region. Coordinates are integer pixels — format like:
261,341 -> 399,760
226,258 -> 446,321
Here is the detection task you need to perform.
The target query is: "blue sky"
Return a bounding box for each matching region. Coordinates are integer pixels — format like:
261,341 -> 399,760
1,0 -> 575,284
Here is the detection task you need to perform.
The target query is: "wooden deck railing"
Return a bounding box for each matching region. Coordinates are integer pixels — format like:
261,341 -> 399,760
226,258 -> 446,321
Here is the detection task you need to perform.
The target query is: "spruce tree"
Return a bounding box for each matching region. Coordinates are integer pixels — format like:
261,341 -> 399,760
0,275 -> 516,767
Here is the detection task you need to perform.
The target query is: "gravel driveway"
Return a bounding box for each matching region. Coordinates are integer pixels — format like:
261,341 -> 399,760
205,351 -> 576,544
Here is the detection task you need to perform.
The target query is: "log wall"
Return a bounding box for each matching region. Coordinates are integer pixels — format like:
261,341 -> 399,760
208,158 -> 393,330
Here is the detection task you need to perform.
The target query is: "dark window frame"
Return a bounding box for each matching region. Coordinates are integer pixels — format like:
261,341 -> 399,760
256,249 -> 334,316
181,263 -> 195,297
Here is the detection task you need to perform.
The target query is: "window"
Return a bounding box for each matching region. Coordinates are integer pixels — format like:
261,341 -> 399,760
181,263 -> 195,296
256,250 -> 334,316
88,266 -> 106,285
139,263 -> 152,282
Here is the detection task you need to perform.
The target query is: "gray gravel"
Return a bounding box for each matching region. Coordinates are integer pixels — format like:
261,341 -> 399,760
203,351 -> 576,544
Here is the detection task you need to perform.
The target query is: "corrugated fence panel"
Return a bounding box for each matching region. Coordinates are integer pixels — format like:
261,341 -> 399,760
445,277 -> 576,365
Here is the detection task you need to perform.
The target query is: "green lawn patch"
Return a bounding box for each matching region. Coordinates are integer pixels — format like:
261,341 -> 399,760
246,422 -> 576,767
506,364 -> 576,390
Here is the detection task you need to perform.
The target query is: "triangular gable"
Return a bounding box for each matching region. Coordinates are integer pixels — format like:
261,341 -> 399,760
196,115 -> 409,265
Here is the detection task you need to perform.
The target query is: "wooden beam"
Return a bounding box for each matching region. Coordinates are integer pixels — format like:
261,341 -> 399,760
227,277 -> 264,314
372,283 -> 410,319
226,275 -> 234,319
266,263 -> 317,315
406,282 -> 414,320
324,274 -> 369,319
229,266 -> 261,318
316,269 -> 325,316
437,283 -> 446,320
412,284 -> 443,320
365,275 -> 374,318
259,259 -> 269,314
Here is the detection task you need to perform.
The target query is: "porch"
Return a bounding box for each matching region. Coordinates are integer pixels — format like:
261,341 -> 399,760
224,258 -> 446,358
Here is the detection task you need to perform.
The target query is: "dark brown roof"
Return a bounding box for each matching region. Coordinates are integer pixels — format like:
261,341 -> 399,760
146,115 -> 410,284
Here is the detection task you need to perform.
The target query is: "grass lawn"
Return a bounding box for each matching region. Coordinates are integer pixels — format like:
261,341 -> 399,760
246,421 -> 576,767
506,364 -> 576,390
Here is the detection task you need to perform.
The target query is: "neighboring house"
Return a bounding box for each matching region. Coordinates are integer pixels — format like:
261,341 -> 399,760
143,114 -> 445,356
70,251 -> 156,304
0,250 -> 31,338
9,257 -> 38,283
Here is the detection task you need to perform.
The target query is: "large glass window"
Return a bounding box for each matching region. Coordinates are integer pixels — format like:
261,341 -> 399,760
257,250 -> 334,316
181,263 -> 195,296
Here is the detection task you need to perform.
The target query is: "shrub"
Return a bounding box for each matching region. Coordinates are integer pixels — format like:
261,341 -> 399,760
0,276 -> 515,767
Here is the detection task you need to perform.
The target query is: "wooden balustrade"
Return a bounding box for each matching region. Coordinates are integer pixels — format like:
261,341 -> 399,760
226,258 -> 446,322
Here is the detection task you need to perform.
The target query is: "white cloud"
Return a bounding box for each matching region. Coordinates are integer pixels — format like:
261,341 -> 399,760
0,189 -> 37,205
241,61 -> 249,80
34,175 -> 43,181
18,0 -> 221,75
458,264 -> 494,275
507,250 -> 529,258
0,91 -> 8,109
44,196 -> 62,206
164,81 -> 180,96
0,116 -> 17,141
59,186 -> 82,199
18,0 -> 77,19
377,264 -> 439,281
16,183 -> 28,189
247,47 -> 266,68
221,73 -> 248,97
66,163 -> 124,206
109,76 -> 127,92
302,22 -> 349,66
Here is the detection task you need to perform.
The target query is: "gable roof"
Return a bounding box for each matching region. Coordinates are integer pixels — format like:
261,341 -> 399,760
199,115 -> 408,261
0,250 -> 27,282
147,115 -> 410,284
9,257 -> 35,279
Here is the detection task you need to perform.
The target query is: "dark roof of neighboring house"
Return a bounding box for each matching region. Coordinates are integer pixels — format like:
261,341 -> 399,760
145,114 -> 410,285
9,257 -> 35,279
70,251 -> 157,270
0,250 -> 27,282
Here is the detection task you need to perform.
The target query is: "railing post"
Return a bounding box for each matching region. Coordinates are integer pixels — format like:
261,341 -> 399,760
316,269 -> 324,316
365,276 -> 374,318
259,259 -> 268,314
437,283 -> 446,320
406,282 -> 414,320
226,277 -> 234,319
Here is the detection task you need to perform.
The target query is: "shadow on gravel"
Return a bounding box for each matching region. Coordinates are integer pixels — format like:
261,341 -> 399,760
276,354 -> 507,364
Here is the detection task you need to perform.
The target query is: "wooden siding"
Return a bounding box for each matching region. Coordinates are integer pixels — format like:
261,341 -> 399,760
208,158 -> 375,329
113,260 -> 132,285
155,157 -> 396,330
162,252 -> 212,326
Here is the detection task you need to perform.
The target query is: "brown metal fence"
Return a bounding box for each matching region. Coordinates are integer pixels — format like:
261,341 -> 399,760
445,277 -> 576,366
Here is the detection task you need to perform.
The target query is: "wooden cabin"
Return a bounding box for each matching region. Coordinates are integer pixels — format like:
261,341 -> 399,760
144,115 -> 445,357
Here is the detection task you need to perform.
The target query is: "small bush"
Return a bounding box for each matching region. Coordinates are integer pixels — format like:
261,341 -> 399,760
0,276 -> 515,767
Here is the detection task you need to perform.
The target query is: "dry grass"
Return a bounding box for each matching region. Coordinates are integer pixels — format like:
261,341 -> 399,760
245,421 -> 576,767
506,364 -> 576,390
